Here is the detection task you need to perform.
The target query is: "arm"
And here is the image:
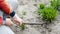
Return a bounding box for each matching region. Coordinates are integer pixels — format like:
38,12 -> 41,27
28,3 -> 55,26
1,1 -> 23,26
8,11 -> 23,26
7,11 -> 23,26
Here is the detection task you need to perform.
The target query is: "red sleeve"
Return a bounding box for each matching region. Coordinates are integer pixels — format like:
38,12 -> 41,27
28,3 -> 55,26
1,1 -> 13,15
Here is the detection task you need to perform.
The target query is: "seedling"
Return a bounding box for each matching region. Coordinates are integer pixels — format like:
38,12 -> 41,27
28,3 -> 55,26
22,11 -> 27,15
37,3 -> 45,15
20,23 -> 25,30
39,3 -> 45,9
20,11 -> 27,30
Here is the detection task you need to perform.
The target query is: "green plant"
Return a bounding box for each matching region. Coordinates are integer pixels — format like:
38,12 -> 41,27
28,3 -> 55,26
57,0 -> 60,11
50,0 -> 60,11
20,23 -> 25,30
50,0 -> 57,9
39,3 -> 45,9
22,11 -> 27,15
41,7 -> 57,22
37,4 -> 45,15
20,11 -> 27,30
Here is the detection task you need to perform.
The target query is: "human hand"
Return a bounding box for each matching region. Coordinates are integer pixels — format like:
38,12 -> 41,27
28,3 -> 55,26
13,14 -> 23,26
5,18 -> 14,26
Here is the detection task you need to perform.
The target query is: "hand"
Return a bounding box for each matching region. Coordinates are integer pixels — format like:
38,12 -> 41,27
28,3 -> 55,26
13,14 -> 23,26
5,18 -> 14,26
16,18 -> 23,26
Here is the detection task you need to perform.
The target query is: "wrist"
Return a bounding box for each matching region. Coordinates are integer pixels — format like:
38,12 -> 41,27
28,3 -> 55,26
12,14 -> 19,21
10,11 -> 15,17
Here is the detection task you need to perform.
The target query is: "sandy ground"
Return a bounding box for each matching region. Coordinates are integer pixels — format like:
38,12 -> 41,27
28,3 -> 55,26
10,0 -> 60,34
